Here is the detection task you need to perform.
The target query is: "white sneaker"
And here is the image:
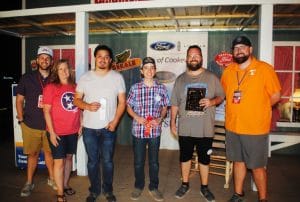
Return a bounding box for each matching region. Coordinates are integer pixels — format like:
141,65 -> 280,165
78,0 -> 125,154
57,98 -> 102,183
47,178 -> 57,190
20,182 -> 34,197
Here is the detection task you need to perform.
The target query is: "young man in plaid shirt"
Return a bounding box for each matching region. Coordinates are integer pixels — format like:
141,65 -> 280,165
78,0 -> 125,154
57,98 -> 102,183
127,57 -> 170,201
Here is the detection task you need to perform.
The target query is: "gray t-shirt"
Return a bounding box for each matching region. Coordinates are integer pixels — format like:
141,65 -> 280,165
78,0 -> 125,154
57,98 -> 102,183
171,69 -> 224,137
76,70 -> 125,129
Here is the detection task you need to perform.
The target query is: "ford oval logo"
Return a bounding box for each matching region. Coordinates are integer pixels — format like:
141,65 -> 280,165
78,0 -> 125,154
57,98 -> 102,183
150,41 -> 175,51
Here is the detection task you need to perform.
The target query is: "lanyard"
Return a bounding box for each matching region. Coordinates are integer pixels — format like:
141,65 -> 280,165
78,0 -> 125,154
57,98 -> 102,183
236,70 -> 248,90
37,74 -> 47,91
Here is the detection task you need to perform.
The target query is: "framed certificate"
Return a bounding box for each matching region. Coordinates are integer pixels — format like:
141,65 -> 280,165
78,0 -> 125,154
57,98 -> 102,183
185,87 -> 206,111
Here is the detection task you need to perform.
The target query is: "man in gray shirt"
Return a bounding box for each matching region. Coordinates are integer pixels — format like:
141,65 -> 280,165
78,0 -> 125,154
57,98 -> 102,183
170,45 -> 224,202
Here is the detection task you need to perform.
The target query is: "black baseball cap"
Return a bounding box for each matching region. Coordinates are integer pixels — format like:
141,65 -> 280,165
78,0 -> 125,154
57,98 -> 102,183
232,36 -> 252,49
142,57 -> 156,67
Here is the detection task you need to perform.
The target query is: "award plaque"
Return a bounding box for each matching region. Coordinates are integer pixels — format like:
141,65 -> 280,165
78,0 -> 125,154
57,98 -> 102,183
185,87 -> 206,111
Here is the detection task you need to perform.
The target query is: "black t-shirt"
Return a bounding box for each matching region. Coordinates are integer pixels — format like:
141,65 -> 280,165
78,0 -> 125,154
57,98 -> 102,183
16,70 -> 49,130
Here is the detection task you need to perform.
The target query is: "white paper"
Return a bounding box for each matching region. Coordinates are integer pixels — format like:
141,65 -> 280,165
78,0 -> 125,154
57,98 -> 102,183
99,98 -> 107,121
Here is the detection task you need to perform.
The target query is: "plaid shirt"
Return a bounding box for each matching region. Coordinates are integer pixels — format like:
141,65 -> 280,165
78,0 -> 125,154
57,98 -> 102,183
127,79 -> 169,138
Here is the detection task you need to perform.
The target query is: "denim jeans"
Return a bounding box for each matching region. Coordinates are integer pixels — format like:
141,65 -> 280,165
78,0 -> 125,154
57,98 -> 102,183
82,127 -> 116,196
132,135 -> 161,191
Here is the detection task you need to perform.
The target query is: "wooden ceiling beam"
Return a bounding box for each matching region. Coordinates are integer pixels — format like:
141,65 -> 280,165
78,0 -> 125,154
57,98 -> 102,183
3,12 -> 300,30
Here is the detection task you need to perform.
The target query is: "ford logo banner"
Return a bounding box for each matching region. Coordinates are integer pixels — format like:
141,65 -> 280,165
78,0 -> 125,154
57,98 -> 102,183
150,41 -> 175,51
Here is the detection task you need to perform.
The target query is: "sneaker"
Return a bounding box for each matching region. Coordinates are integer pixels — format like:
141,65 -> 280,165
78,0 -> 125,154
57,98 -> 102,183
175,184 -> 190,199
47,178 -> 58,190
105,192 -> 116,202
148,189 -> 164,201
20,182 -> 34,197
228,193 -> 245,202
130,188 -> 143,200
86,193 -> 97,202
200,187 -> 215,202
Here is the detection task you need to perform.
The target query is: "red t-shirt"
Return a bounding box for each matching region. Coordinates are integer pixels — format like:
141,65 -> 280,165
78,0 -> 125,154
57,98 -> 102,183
43,83 -> 80,135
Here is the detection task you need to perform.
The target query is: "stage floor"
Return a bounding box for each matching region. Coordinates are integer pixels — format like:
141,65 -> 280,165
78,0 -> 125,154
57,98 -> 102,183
0,137 -> 299,202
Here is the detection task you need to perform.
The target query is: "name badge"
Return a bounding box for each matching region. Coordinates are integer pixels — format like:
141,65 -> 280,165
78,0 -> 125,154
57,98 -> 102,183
38,95 -> 43,108
232,90 -> 242,104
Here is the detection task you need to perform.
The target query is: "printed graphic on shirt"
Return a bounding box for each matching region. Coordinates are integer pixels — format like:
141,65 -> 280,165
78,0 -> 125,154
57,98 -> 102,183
61,92 -> 77,112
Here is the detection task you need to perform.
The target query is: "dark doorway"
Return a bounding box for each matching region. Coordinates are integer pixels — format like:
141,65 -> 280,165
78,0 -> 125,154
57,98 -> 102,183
0,0 -> 22,143
0,34 -> 21,141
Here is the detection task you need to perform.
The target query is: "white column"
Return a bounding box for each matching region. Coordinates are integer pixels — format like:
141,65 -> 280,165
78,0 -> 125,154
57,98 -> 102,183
75,11 -> 89,176
252,5 -> 274,191
258,4 -> 273,64
75,11 -> 89,81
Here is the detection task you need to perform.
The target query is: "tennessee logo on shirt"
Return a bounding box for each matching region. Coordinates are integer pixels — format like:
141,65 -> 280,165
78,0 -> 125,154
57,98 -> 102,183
61,92 -> 77,112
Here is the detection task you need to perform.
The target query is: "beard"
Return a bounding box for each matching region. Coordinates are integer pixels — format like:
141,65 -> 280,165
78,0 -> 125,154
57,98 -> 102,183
37,64 -> 50,71
233,54 -> 250,64
186,60 -> 202,71
96,61 -> 111,70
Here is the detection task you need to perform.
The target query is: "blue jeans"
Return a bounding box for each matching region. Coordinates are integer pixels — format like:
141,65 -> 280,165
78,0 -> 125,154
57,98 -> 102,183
132,136 -> 161,191
82,127 -> 116,196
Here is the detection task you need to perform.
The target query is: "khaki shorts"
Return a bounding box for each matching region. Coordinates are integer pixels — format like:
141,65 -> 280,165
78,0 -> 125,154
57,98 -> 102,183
21,122 -> 51,154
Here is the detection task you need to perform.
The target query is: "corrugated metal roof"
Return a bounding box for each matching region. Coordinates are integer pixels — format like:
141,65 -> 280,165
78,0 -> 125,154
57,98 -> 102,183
0,4 -> 299,37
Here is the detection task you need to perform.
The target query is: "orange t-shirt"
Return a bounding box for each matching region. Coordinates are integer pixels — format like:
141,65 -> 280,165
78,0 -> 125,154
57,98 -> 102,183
221,57 -> 281,135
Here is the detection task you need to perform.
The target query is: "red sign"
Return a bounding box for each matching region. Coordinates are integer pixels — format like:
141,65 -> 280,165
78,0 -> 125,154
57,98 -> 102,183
111,49 -> 142,71
94,0 -> 145,3
112,58 -> 141,71
215,51 -> 233,67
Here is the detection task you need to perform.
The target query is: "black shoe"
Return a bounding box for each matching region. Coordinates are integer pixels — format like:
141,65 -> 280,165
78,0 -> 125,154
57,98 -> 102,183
228,192 -> 245,202
105,192 -> 116,202
200,187 -> 215,202
86,193 -> 97,202
175,184 -> 190,199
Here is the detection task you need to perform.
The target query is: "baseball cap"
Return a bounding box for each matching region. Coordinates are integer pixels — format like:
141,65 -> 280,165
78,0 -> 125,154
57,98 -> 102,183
142,57 -> 156,67
37,46 -> 53,57
232,36 -> 252,49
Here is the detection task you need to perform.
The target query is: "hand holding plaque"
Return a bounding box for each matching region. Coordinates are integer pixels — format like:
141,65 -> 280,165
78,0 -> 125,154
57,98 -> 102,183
185,87 -> 206,112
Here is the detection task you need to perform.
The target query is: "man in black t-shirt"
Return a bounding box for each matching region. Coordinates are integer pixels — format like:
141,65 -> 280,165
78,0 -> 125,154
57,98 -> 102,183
16,46 -> 57,197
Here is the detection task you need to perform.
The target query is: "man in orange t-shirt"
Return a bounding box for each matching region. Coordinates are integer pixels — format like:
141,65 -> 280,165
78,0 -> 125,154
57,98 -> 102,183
221,36 -> 281,202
